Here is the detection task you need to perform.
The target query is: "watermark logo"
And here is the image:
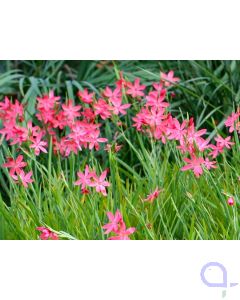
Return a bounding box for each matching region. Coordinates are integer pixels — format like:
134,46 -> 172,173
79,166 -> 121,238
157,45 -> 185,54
200,262 -> 238,298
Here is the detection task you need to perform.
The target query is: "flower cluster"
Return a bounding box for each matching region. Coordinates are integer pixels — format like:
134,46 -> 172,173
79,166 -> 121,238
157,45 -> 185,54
74,165 -> 110,196
0,96 -> 48,155
35,90 -> 110,156
132,71 -> 235,178
0,83 -> 132,191
2,155 -> 33,187
1,70 -> 238,183
0,86 -> 132,160
103,210 -> 136,240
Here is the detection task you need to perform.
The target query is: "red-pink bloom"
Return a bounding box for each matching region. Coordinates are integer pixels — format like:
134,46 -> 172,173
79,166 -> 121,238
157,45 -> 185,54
94,99 -> 112,120
81,108 -> 95,122
209,135 -> 234,158
186,123 -> 207,145
74,165 -> 96,190
0,120 -> 16,140
89,170 -> 110,196
152,82 -> 164,93
36,91 -> 60,126
103,86 -> 122,103
88,130 -> 108,150
204,158 -> 217,170
36,227 -> 59,240
110,99 -> 131,115
74,166 -> 110,196
0,97 -> 24,123
102,210 -> 123,234
5,99 -> 24,122
167,118 -> 187,142
160,70 -> 180,87
146,90 -> 169,108
103,210 -> 136,240
37,90 -> 60,111
181,156 -> 205,177
30,133 -> 48,156
215,135 -> 234,149
36,108 -> 55,125
227,197 -> 234,206
2,155 -> 27,176
77,89 -> 94,104
0,96 -> 11,112
115,71 -> 129,89
197,138 -> 211,152
143,187 -> 162,203
52,111 -> 68,129
62,99 -> 81,121
126,78 -> 146,98
12,170 -> 34,188
209,144 -> 223,158
26,121 -> 41,137
67,121 -> 106,153
108,223 -> 136,240
225,110 -> 240,133
10,125 -> 29,145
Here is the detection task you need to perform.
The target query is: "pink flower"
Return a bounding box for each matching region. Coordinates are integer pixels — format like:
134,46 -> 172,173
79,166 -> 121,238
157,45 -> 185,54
77,89 -> 94,104
215,135 -> 234,149
30,133 -> 48,156
103,86 -> 122,103
0,97 -> 24,123
103,210 -> 136,240
146,90 -> 169,108
12,170 -> 34,188
36,227 -> 59,240
2,155 -> 27,176
94,99 -> 112,120
115,71 -> 129,89
126,78 -> 146,98
160,70 -> 180,87
0,96 -> 11,112
143,187 -> 162,203
108,223 -> 136,240
225,110 -> 240,133
62,99 -> 81,121
186,122 -> 207,144
152,82 -> 164,93
37,90 -> 60,111
89,170 -> 110,196
88,131 -> 108,150
110,99 -> 131,115
167,118 -> 187,142
209,135 -> 234,158
81,108 -> 95,122
204,158 -> 217,170
181,156 -> 205,177
197,138 -> 211,152
102,210 -> 123,234
227,197 -> 234,206
209,144 -> 223,158
74,166 -> 110,196
74,165 -> 96,190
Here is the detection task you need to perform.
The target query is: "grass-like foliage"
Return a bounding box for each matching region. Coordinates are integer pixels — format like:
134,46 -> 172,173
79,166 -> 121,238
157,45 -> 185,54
0,60 -> 240,240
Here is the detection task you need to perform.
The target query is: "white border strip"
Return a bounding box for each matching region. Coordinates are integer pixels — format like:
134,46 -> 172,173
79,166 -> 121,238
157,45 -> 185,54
1,241 -> 240,300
